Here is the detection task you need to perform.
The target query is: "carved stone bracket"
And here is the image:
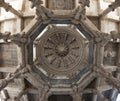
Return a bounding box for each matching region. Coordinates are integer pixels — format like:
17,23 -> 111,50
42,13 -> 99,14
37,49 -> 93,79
0,32 -> 28,47
94,31 -> 111,47
14,88 -> 28,101
0,31 -> 11,42
110,31 -> 120,42
71,76 -> 110,101
72,85 -> 82,101
79,0 -> 90,7
74,0 -> 90,21
0,65 -> 29,91
38,85 -> 50,101
74,6 -> 86,21
93,31 -> 111,66
94,66 -> 120,92
83,88 -> 109,101
28,0 -> 48,20
10,33 -> 27,47
28,0 -> 43,8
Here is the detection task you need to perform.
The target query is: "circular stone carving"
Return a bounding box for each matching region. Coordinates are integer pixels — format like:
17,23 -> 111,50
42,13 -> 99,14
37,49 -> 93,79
35,27 -> 86,76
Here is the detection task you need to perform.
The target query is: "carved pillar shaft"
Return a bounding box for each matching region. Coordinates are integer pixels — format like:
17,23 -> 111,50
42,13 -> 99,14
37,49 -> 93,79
117,43 -> 120,66
92,78 -> 101,101
38,86 -> 49,101
92,95 -> 98,101
95,44 -> 100,66
110,68 -> 119,100
21,45 -> 27,66
72,94 -> 82,101
100,46 -> 104,66
95,44 -> 104,66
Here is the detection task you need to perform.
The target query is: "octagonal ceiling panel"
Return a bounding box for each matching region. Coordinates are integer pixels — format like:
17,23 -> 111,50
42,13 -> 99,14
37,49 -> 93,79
34,26 -> 89,77
27,20 -> 94,84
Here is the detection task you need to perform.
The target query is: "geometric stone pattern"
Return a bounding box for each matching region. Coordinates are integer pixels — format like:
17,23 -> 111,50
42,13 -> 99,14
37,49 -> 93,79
35,27 -> 87,76
0,0 -> 120,101
0,43 -> 18,67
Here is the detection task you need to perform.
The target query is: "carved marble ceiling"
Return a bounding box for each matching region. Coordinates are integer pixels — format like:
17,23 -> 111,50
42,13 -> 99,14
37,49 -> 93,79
0,0 -> 120,101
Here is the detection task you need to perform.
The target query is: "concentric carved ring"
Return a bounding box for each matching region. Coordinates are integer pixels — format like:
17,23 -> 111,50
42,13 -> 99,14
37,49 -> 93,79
35,27 -> 86,76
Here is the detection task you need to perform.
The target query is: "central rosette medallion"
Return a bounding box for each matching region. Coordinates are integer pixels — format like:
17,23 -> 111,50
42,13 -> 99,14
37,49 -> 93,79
35,27 -> 87,76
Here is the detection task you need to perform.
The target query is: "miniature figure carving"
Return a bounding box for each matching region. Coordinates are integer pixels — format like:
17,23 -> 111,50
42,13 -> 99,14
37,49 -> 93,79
104,43 -> 117,66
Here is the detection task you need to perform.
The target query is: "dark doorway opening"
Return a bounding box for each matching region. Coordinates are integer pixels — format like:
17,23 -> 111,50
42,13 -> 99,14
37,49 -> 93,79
48,95 -> 73,101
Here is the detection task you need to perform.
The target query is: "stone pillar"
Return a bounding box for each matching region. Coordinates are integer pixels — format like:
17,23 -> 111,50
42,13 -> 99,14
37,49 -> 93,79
72,94 -> 82,101
117,43 -> 120,66
92,78 -> 101,101
95,43 -> 104,66
110,51 -> 120,101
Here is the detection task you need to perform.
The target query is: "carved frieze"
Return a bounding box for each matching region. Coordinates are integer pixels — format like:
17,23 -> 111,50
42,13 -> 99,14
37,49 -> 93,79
0,43 -> 18,67
46,0 -> 75,10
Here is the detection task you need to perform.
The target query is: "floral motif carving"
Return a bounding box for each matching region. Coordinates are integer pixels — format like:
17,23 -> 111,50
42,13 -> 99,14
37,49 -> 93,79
35,27 -> 87,76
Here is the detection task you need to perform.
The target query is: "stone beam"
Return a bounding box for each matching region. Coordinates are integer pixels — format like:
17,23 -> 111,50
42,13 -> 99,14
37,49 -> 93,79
95,66 -> 120,92
0,65 -> 29,91
83,89 -> 109,101
99,0 -> 120,18
0,67 -> 16,73
77,72 -> 96,90
0,0 -> 23,17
